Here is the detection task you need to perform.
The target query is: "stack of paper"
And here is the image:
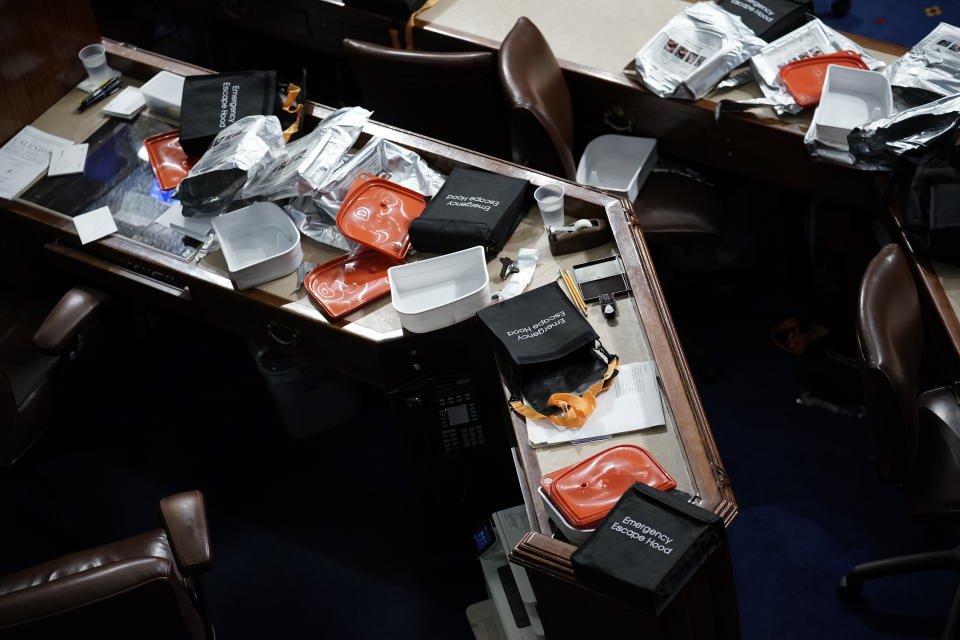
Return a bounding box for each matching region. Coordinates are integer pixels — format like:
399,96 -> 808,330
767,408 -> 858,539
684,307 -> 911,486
527,361 -> 666,447
0,126 -> 73,200
102,87 -> 146,120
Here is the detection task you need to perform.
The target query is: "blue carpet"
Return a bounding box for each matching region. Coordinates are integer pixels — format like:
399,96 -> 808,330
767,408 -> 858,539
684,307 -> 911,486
816,0 -> 956,48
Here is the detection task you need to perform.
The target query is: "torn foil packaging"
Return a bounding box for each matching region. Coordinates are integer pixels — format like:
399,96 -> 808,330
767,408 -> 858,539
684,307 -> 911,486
885,23 -> 960,99
288,137 -> 446,249
744,19 -> 884,114
848,93 -> 960,169
241,106 -> 371,201
176,115 -> 285,216
634,2 -> 765,100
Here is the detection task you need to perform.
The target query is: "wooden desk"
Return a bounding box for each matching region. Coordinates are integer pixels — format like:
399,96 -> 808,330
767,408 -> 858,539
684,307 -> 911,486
2,39 -> 737,638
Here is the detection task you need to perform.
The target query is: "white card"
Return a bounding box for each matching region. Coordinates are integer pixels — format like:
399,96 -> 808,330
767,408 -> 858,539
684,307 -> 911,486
73,206 -> 118,245
48,144 -> 89,177
102,86 -> 146,119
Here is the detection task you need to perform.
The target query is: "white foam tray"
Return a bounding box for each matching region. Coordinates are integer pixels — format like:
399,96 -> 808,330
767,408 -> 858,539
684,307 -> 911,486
211,202 -> 302,290
812,66 -> 893,150
140,71 -> 184,123
388,245 -> 490,333
538,486 -> 595,546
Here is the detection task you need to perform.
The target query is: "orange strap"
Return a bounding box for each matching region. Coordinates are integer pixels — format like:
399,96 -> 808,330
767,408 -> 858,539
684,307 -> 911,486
280,82 -> 304,143
510,358 -> 620,429
404,0 -> 443,49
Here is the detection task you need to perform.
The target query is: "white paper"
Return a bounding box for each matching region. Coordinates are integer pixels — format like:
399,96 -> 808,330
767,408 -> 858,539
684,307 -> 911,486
102,86 -> 146,119
73,206 -> 118,245
0,126 -> 73,199
47,143 -> 89,177
527,361 -> 665,447
155,202 -> 214,241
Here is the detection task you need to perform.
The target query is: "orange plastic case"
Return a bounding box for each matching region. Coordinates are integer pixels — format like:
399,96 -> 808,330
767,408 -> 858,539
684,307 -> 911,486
335,173 -> 427,260
540,445 -> 676,529
305,174 -> 427,319
143,130 -> 198,191
779,51 -> 869,108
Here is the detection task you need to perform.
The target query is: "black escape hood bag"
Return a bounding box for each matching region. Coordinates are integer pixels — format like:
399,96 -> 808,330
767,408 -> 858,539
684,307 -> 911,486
476,282 -> 617,427
715,0 -> 813,42
571,482 -> 726,615
408,167 -> 529,256
179,70 -> 278,156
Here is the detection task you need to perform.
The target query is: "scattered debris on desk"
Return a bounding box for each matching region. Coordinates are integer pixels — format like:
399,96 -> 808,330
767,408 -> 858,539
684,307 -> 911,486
634,2 -> 765,100
496,248 -> 538,301
884,23 -> 960,101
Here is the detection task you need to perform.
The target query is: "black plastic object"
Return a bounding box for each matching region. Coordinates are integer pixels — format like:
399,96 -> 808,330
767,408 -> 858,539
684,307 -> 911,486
408,167 -> 529,256
903,145 -> 960,261
571,482 -> 725,614
715,0 -> 813,42
477,282 -> 613,414
179,70 -> 277,156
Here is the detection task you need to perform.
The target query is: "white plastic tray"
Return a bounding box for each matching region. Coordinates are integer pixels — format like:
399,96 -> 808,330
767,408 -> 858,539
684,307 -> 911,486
576,134 -> 657,201
139,71 -> 185,123
211,202 -> 302,290
388,245 -> 490,333
812,66 -> 893,150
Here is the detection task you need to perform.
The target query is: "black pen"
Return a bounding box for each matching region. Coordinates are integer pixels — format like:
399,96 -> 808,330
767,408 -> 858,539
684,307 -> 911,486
78,76 -> 122,112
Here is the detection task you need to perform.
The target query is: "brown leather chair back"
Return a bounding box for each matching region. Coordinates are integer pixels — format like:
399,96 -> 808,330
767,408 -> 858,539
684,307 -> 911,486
498,17 -> 576,180
0,492 -> 212,640
857,244 -> 924,481
342,39 -> 510,159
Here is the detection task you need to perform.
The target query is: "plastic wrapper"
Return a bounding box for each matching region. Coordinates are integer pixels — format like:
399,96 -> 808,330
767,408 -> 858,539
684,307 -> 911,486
633,2 -> 765,100
885,23 -> 960,99
848,93 -> 960,170
287,137 -> 446,249
240,106 -> 371,201
725,19 -> 884,115
175,115 -> 284,216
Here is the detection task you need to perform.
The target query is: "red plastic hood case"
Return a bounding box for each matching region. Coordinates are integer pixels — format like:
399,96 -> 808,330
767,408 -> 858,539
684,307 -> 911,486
305,174 -> 426,319
540,445 -> 676,529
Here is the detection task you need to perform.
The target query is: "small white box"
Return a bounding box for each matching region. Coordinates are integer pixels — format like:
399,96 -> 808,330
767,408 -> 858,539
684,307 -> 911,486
576,135 -> 657,201
139,71 -> 185,123
812,66 -> 893,150
211,202 -> 302,290
388,245 -> 490,333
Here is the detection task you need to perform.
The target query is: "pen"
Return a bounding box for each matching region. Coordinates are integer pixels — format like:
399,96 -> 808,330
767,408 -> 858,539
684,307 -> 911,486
78,76 -> 122,112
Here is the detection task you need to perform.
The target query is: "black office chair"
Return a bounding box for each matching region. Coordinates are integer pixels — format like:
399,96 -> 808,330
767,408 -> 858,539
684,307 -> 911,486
838,244 -> 960,639
342,39 -> 511,160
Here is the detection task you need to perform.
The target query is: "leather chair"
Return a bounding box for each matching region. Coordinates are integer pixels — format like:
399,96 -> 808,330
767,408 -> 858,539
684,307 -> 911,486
342,39 -> 511,160
0,491 -> 213,639
838,244 -> 960,639
1,287 -> 107,466
497,17 -> 723,245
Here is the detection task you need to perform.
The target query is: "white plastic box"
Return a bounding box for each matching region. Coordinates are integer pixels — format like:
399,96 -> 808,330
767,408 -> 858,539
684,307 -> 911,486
388,245 -> 490,333
576,134 -> 657,201
139,71 -> 185,123
210,202 -> 303,290
538,487 -> 595,546
812,66 -> 893,150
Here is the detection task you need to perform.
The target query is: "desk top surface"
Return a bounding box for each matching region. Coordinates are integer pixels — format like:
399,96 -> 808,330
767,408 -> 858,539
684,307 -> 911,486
419,0 -> 900,117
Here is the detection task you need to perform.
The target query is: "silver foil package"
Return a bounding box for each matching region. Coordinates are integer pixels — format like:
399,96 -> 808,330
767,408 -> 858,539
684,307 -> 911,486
848,93 -> 960,169
175,115 -> 285,216
241,106 -> 371,201
885,23 -> 960,98
634,2 -> 765,100
287,136 -> 446,249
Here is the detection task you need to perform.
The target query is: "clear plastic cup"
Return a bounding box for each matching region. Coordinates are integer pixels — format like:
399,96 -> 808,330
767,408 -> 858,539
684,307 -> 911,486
534,184 -> 565,230
79,44 -> 112,85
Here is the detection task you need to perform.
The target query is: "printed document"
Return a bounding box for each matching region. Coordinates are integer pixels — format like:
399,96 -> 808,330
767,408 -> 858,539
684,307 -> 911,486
0,126 -> 73,199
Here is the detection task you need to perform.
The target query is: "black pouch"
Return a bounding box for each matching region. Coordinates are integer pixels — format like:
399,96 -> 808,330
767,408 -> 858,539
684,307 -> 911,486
408,168 -> 529,256
715,0 -> 813,42
476,282 -> 618,428
180,70 -> 278,156
904,146 -> 960,261
571,482 -> 725,615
